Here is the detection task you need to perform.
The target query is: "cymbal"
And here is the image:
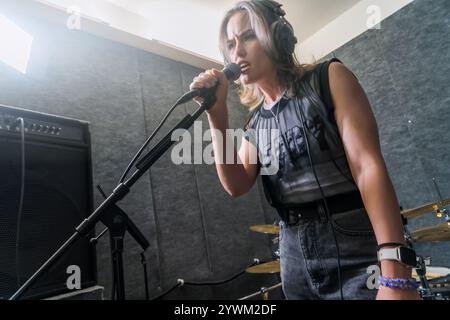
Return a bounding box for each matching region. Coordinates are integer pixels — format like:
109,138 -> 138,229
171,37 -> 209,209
246,260 -> 280,274
412,271 -> 449,281
411,222 -> 450,243
413,266 -> 450,278
401,197 -> 450,218
412,266 -> 450,287
250,225 -> 280,234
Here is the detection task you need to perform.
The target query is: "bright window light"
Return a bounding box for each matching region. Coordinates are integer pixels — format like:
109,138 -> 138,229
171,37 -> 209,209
0,15 -> 33,74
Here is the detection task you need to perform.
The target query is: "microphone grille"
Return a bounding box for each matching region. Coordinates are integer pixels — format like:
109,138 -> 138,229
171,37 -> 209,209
223,63 -> 241,81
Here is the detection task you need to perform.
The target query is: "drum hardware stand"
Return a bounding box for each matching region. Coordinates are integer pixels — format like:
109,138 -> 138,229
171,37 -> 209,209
432,178 -> 450,222
403,225 -> 434,299
399,178 -> 450,300
415,256 -> 435,300
261,287 -> 269,300
406,232 -> 434,299
435,207 -> 449,223
238,282 -> 283,300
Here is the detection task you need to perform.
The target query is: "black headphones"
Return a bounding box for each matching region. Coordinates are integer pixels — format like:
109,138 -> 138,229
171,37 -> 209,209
253,0 -> 298,59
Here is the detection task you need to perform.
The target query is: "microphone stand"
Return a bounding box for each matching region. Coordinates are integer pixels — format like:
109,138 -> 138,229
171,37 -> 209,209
9,90 -> 217,300
92,185 -> 150,300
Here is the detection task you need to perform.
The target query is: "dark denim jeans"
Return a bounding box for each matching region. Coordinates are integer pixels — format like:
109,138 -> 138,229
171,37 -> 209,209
279,207 -> 379,300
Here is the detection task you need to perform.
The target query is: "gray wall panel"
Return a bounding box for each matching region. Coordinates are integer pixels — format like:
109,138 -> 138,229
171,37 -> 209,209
137,52 -> 212,291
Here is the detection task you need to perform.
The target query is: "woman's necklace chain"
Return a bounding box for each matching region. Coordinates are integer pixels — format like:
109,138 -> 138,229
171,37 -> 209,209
266,91 -> 286,120
269,100 -> 281,120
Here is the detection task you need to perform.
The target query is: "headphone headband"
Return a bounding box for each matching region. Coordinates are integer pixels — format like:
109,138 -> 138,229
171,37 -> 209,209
247,0 -> 297,59
255,0 -> 286,18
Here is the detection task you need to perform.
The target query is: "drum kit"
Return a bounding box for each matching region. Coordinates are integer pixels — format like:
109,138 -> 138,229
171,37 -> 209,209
402,196 -> 450,300
242,195 -> 450,300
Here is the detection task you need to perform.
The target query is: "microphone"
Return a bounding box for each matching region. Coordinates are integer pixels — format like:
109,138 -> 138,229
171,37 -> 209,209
221,62 -> 241,81
177,63 -> 241,105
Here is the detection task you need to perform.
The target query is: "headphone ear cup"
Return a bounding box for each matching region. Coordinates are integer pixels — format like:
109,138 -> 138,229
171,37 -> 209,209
257,0 -> 297,58
270,20 -> 280,54
271,19 -> 297,59
282,22 -> 297,55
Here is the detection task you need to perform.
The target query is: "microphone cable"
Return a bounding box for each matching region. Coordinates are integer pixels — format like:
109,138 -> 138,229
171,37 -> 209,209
149,260 -> 259,300
118,93 -> 193,184
14,117 -> 26,290
296,98 -> 344,300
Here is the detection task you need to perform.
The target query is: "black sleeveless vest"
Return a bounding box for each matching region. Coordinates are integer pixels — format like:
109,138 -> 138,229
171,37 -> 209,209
244,59 -> 358,208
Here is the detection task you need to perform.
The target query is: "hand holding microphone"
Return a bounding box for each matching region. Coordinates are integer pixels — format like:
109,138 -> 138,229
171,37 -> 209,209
188,63 -> 240,118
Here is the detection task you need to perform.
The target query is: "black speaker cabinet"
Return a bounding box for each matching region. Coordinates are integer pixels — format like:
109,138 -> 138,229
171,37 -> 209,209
0,104 -> 97,299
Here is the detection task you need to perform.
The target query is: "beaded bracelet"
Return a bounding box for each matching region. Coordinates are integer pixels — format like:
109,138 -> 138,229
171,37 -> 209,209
378,276 -> 419,290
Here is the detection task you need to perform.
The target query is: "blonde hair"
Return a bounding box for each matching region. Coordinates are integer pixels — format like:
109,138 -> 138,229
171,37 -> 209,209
219,0 -> 316,110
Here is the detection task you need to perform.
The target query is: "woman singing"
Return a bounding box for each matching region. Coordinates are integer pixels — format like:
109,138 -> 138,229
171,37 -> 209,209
189,0 -> 420,300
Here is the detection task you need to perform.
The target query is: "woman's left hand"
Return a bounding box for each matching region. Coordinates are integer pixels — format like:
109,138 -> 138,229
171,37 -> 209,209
376,286 -> 422,300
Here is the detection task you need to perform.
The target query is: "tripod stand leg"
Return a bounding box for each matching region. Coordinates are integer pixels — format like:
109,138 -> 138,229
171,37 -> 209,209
111,236 -> 126,300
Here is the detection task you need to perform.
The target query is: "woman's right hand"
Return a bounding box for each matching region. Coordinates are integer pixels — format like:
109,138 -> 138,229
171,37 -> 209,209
189,68 -> 229,117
